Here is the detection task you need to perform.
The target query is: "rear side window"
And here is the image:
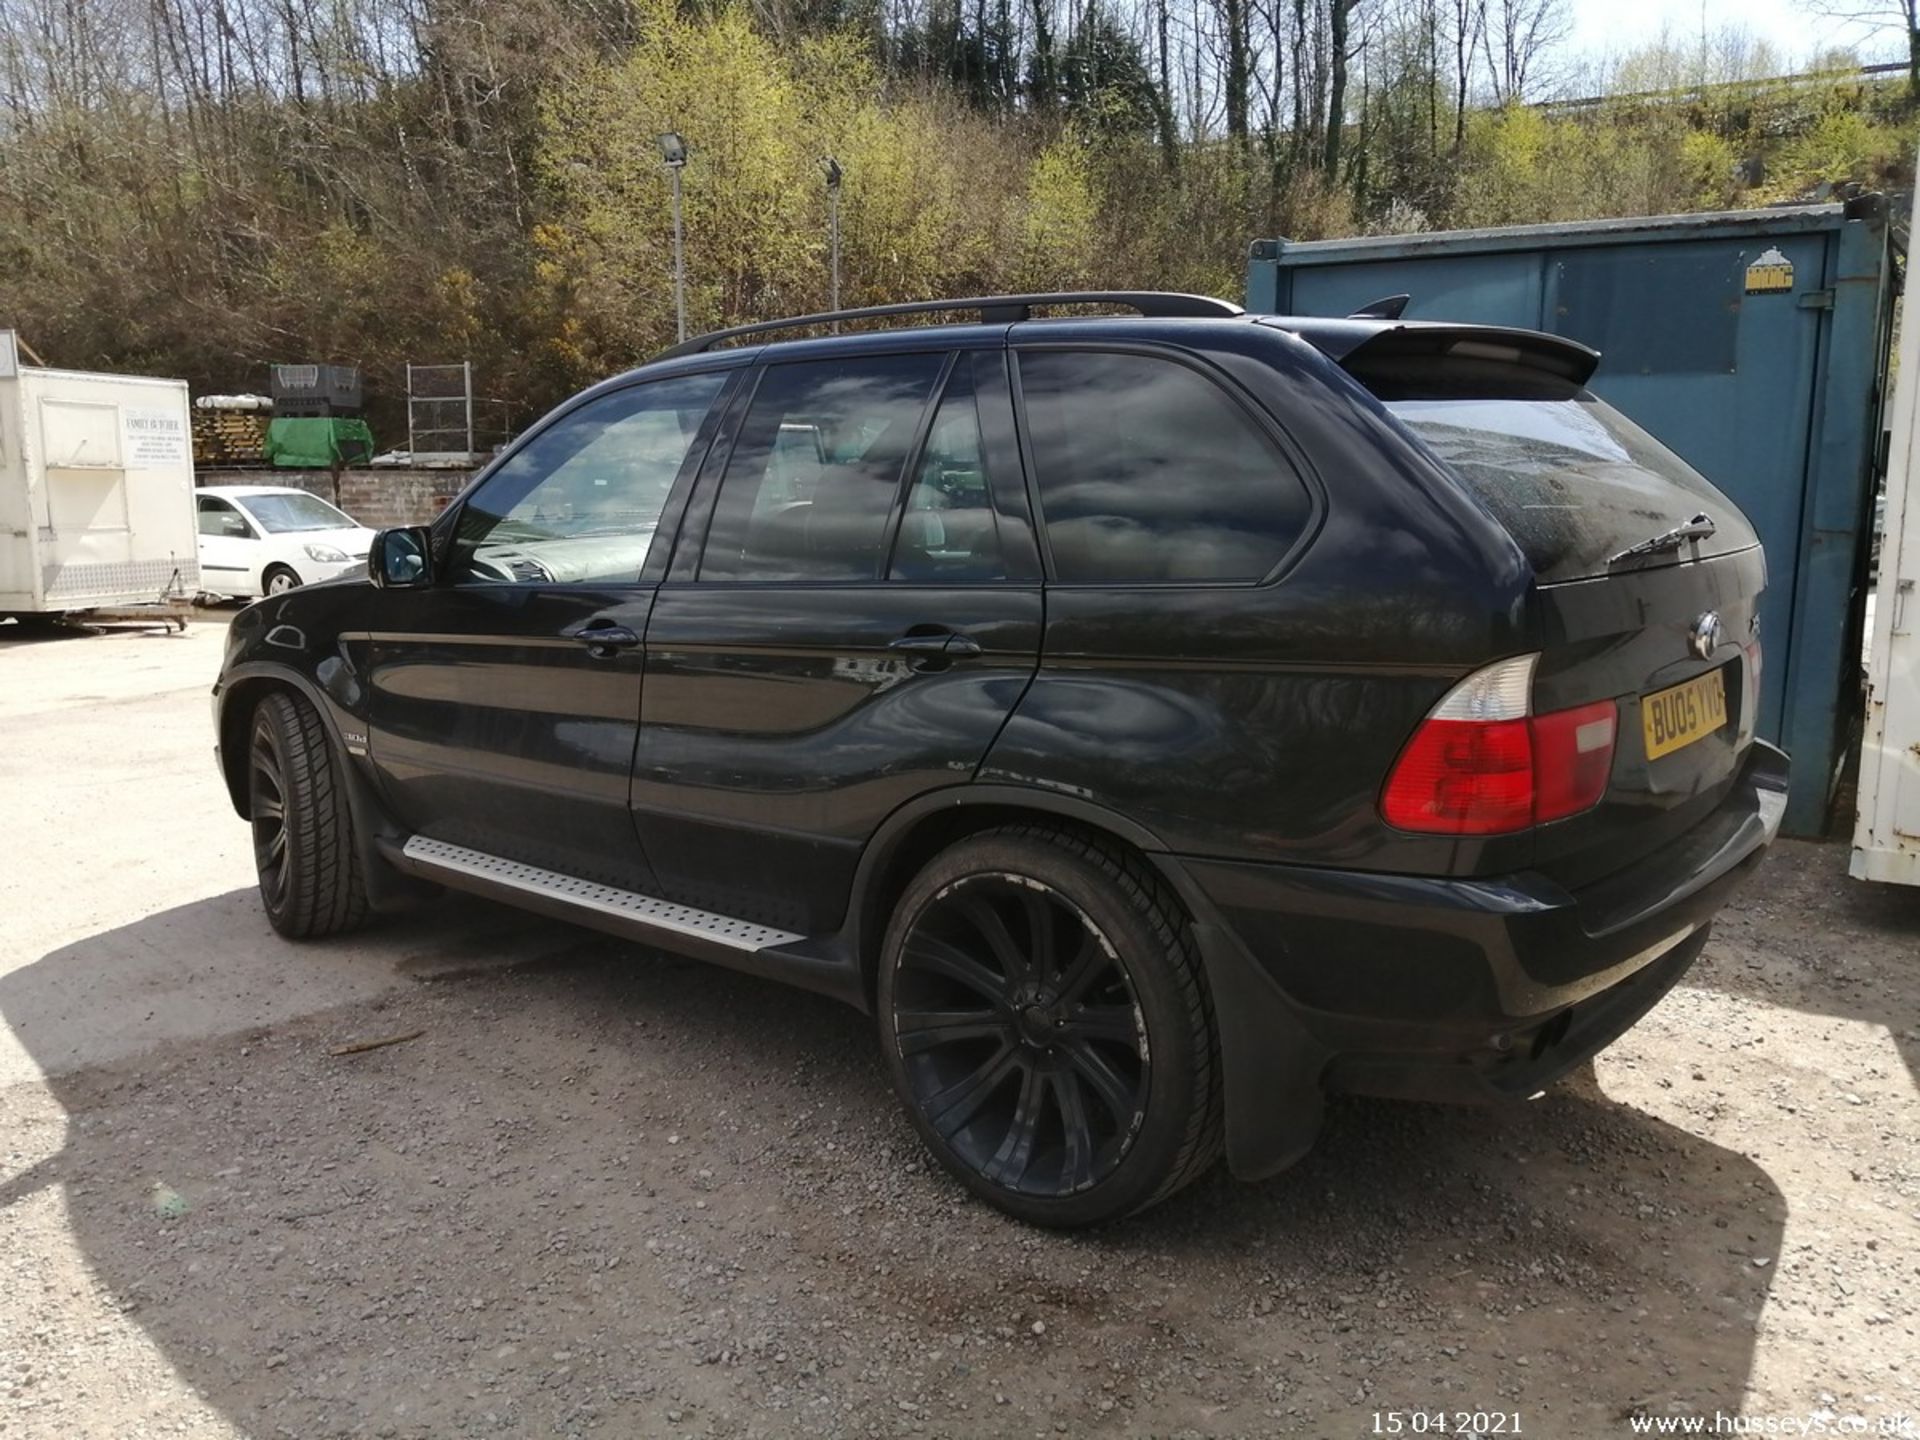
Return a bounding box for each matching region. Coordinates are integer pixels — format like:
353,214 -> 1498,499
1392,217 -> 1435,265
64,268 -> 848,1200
700,354 -> 943,582
1364,364 -> 1755,582
1017,350 -> 1312,583
891,359 -> 1006,582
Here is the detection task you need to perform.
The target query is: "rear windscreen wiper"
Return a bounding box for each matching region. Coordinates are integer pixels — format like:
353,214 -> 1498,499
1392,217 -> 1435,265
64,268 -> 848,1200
1609,513 -> 1715,566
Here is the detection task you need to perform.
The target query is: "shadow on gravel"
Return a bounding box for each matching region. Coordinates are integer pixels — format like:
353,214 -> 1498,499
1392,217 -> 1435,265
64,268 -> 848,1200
1,893 -> 1785,1437
1695,837 -> 1920,1092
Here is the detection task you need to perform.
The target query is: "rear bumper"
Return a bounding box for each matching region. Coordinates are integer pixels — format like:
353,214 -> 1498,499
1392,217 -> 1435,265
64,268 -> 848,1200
1173,740 -> 1787,1105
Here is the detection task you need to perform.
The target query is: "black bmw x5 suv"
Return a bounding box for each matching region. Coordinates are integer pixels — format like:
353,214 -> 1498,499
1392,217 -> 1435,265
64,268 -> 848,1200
213,291 -> 1785,1226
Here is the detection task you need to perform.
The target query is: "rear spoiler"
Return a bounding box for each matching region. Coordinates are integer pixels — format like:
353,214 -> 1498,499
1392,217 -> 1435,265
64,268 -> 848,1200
1258,317 -> 1600,386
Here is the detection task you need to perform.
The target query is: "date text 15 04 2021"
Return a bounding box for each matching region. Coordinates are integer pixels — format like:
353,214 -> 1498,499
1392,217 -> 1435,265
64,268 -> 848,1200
1373,1414 -> 1523,1435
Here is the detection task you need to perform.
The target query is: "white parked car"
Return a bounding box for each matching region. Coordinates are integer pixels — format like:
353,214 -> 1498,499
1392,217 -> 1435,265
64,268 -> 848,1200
195,485 -> 377,598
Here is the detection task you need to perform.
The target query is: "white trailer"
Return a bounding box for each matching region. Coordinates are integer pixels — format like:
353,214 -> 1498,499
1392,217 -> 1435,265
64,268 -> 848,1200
1852,176 -> 1920,884
0,333 -> 199,618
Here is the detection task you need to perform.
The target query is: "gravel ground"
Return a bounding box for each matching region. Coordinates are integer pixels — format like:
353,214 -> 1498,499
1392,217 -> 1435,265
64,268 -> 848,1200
1,622 -> 1915,1440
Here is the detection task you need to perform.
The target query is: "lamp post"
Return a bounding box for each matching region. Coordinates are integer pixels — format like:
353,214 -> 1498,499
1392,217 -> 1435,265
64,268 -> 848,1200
823,156 -> 842,330
658,131 -> 688,343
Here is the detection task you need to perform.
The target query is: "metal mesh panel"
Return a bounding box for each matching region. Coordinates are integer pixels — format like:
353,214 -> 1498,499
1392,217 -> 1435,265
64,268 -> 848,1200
43,557 -> 197,604
407,362 -> 475,459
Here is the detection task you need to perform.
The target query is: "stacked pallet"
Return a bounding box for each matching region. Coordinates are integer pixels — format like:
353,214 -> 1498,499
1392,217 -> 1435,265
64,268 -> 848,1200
192,399 -> 271,466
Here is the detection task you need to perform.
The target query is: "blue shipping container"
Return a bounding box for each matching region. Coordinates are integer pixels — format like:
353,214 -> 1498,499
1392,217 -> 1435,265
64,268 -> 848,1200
1248,200 -> 1897,836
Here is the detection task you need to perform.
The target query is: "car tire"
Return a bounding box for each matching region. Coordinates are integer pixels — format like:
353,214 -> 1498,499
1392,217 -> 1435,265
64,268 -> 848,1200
263,565 -> 300,596
877,825 -> 1223,1227
248,691 -> 368,938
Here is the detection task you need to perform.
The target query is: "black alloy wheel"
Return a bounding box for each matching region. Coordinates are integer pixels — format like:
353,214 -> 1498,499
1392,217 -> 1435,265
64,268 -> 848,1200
250,716 -> 293,913
247,691 -> 368,938
891,873 -> 1150,1196
879,826 -> 1222,1227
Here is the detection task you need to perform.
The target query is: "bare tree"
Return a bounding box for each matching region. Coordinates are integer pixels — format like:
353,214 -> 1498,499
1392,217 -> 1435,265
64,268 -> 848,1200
1221,0 -> 1250,141
1451,0 -> 1483,151
1808,0 -> 1919,100
1323,0 -> 1354,173
1482,0 -> 1565,102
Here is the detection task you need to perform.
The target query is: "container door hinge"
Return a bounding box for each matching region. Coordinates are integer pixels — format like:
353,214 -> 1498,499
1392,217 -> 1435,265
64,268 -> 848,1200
1797,289 -> 1835,310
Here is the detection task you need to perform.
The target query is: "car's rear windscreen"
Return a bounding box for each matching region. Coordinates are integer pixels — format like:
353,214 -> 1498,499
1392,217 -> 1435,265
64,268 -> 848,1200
1357,359 -> 1756,583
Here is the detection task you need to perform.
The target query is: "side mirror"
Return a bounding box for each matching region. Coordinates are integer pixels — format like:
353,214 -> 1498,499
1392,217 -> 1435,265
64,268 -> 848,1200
370,527 -> 433,588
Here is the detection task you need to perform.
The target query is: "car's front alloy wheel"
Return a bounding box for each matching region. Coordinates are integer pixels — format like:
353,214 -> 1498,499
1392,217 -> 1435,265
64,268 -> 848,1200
249,691 -> 368,938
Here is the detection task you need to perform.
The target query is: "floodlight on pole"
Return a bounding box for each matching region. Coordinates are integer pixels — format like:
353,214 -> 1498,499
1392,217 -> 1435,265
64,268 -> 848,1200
823,157 -> 843,330
659,131 -> 689,342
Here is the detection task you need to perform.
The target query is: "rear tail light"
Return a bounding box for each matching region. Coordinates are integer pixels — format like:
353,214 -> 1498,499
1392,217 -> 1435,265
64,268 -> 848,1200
1530,700 -> 1619,823
1381,654 -> 1618,835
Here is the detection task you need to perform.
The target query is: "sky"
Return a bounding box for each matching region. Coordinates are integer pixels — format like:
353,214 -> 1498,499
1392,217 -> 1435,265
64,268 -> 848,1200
1566,0 -> 1897,72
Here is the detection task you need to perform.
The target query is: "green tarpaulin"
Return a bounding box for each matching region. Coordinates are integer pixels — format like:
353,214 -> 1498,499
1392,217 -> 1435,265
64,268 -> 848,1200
265,417 -> 376,469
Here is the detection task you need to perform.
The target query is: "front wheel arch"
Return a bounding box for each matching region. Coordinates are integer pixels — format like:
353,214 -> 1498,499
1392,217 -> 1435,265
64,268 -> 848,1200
220,672 -> 346,818
217,666 -> 433,915
261,563 -> 301,596
220,676 -> 302,818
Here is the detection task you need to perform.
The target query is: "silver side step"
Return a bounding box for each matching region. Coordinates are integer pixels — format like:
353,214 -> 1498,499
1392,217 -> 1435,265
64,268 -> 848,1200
399,836 -> 803,953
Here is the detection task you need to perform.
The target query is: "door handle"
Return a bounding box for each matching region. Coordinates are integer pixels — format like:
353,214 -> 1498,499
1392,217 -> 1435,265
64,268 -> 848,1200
564,621 -> 641,658
888,634 -> 954,655
888,630 -> 982,670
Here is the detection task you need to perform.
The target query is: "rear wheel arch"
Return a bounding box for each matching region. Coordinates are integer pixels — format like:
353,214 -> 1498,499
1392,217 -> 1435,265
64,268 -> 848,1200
849,786 -> 1334,1188
848,788 -> 1194,1007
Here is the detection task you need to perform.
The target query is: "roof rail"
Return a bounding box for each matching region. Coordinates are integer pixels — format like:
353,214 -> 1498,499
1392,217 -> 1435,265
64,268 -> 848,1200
653,291 -> 1245,361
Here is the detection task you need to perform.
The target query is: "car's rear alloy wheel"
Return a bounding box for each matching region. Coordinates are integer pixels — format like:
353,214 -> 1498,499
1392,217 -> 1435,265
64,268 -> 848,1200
879,826 -> 1222,1226
249,691 -> 368,938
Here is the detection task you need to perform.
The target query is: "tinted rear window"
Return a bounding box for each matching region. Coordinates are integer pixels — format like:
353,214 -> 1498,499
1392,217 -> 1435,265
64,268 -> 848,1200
1368,369 -> 1755,582
1018,350 -> 1312,583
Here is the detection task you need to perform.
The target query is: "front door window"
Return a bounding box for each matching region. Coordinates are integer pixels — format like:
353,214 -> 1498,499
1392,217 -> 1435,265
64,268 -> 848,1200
453,372 -> 728,585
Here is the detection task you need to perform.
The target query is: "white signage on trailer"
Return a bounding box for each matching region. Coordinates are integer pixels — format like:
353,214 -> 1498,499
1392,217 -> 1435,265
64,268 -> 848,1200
122,406 -> 191,467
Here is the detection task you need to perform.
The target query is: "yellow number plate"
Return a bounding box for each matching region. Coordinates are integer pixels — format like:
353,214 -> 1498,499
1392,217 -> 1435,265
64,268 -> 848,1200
1641,669 -> 1728,760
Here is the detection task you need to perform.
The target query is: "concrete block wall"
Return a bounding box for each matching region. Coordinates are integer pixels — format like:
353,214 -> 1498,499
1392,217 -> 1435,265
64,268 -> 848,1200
195,468 -> 472,529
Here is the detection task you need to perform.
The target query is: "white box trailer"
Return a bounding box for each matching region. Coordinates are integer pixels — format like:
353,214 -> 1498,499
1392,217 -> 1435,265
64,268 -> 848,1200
0,335 -> 199,617
1852,179 -> 1920,884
